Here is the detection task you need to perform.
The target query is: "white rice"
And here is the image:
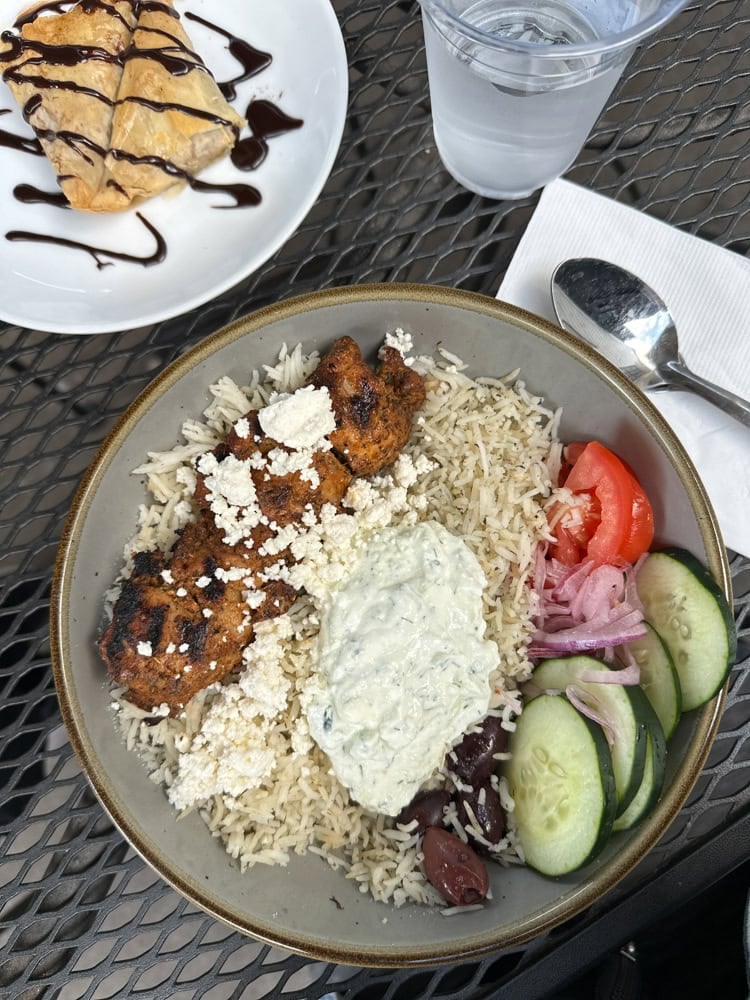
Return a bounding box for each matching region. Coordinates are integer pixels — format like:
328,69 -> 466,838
109,339 -> 562,907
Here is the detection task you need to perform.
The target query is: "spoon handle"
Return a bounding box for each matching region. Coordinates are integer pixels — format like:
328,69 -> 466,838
664,360 -> 750,428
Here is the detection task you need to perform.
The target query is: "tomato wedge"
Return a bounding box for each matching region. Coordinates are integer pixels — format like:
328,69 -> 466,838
551,441 -> 654,566
548,492 -> 600,564
619,471 -> 655,563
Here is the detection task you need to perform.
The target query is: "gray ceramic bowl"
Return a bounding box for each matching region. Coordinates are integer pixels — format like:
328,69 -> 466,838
51,284 -> 730,967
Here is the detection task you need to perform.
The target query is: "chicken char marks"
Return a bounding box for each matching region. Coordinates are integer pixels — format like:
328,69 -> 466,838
100,336 -> 425,714
309,338 -> 426,475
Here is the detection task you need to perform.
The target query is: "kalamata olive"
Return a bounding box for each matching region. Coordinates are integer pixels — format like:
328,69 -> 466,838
396,789 -> 451,832
448,715 -> 509,784
422,827 -> 490,906
458,780 -> 506,849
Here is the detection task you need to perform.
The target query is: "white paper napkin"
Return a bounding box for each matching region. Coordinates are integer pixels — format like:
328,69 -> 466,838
498,178 -> 750,557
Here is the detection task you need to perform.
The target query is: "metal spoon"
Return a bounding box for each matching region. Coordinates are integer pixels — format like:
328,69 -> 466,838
550,257 -> 750,427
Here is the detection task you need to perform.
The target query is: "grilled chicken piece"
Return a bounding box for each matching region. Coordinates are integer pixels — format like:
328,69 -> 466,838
169,516 -> 289,598
100,549 -> 242,711
100,528 -> 296,712
308,337 -> 426,475
378,345 -> 428,414
169,518 -> 297,624
195,410 -> 352,526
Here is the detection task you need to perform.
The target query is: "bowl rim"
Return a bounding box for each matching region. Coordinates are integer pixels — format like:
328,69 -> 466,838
50,282 -> 730,967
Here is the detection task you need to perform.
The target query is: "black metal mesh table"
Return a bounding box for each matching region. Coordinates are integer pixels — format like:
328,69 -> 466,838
2,2 -> 750,997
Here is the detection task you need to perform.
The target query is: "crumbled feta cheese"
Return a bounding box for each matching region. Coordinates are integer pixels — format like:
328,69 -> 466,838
176,587 -> 187,597
167,618 -> 292,810
392,452 -> 435,489
199,452 -> 257,508
202,608 -> 213,618
173,499 -> 194,528
161,569 -> 174,584
382,327 -> 413,358
137,641 -> 152,657
300,466 -> 320,489
178,643 -> 189,653
197,450 -> 266,546
265,446 -> 320,480
291,716 -> 314,756
258,385 -> 335,450
214,565 -> 249,583
234,417 -> 250,439
258,522 -> 300,558
175,465 -> 197,495
195,576 -> 211,589
344,479 -> 378,512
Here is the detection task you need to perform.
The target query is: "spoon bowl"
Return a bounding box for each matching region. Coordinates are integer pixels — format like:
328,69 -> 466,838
551,257 -> 750,426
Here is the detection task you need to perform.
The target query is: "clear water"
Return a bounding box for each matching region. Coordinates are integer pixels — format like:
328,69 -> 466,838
423,0 -> 631,197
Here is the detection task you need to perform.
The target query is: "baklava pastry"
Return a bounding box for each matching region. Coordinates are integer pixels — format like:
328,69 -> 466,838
105,0 -> 245,203
0,0 -> 246,212
0,0 -> 136,211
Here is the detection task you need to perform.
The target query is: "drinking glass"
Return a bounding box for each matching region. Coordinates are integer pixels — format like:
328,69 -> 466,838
418,0 -> 691,199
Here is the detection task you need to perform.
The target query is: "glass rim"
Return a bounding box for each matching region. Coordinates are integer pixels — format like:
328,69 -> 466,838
419,0 -> 693,59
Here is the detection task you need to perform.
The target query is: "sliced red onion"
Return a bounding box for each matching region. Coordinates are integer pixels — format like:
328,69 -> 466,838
521,680 -> 552,699
528,645 -> 555,659
532,611 -> 647,653
566,685 -> 616,748
533,630 -> 646,654
625,555 -> 648,612
530,547 -> 647,661
579,660 -> 641,685
570,564 -> 625,622
551,560 -> 595,604
539,613 -> 575,633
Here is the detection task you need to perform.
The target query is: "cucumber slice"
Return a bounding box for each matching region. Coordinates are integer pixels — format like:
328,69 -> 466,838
612,696 -> 667,832
532,656 -> 648,818
504,694 -> 616,876
636,549 -> 736,712
623,622 -> 682,740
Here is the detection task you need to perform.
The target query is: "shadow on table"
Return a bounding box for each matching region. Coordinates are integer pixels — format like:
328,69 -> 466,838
552,859 -> 750,1000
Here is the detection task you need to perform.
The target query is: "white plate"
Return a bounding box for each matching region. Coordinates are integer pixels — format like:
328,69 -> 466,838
0,0 -> 348,334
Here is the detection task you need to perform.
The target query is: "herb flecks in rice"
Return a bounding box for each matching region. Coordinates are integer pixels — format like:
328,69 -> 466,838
112,340 -> 560,906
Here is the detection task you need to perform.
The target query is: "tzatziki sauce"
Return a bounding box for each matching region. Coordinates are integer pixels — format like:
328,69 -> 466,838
305,520 -> 499,815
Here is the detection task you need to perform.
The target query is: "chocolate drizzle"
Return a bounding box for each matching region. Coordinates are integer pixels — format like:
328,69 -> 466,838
232,99 -> 304,171
6,211 -> 166,268
15,1 -> 75,28
15,0 -> 137,31
1,6 -> 305,267
0,29 -> 125,69
123,94 -> 238,135
184,11 -> 271,102
129,28 -> 207,78
108,148 -> 261,207
14,183 -> 70,207
23,94 -> 42,119
0,108 -> 44,155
